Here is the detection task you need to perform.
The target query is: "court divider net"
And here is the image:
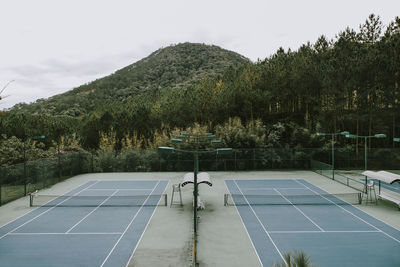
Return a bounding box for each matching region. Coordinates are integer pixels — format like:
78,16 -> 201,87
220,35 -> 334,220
224,192 -> 362,206
310,159 -> 334,179
29,193 -> 167,207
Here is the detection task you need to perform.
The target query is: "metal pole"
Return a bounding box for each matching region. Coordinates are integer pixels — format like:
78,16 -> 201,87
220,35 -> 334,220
24,138 -> 27,196
364,137 -> 368,188
253,148 -> 256,170
379,180 -> 381,195
91,150 -> 94,173
58,138 -> 61,180
332,134 -> 335,180
215,153 -> 218,171
0,167 -> 2,206
364,137 -> 368,171
193,148 -> 198,266
234,150 -> 237,170
194,150 -> 198,233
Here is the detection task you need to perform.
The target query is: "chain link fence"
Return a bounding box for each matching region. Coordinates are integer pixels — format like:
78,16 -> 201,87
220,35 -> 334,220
1,148 -> 399,205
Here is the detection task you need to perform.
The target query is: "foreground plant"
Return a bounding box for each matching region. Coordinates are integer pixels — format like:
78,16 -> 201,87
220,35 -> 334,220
273,250 -> 313,267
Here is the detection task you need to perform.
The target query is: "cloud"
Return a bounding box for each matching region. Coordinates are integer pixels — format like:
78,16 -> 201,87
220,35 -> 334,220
1,0 -> 399,110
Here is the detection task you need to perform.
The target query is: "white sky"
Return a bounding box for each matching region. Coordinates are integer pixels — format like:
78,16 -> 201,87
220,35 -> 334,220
0,0 -> 399,109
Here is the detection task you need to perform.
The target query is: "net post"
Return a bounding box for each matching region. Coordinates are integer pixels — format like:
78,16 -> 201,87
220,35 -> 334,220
224,194 -> 228,206
0,168 -> 2,206
164,194 -> 167,206
29,194 -> 33,207
378,180 -> 381,195
358,192 -> 362,204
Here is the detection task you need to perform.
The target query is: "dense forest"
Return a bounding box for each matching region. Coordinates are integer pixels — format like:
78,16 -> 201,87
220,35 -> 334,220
0,14 -> 399,167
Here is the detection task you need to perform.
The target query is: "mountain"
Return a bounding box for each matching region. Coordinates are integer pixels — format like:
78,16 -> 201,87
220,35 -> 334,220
10,43 -> 250,116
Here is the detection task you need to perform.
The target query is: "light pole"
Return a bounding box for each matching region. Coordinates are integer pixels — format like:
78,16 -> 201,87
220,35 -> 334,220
345,133 -> 386,188
158,133 -> 231,267
317,131 -> 349,180
345,133 -> 386,171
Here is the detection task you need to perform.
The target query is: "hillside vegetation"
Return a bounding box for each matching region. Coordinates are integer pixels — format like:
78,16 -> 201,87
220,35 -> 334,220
10,43 -> 248,116
1,14 -> 400,166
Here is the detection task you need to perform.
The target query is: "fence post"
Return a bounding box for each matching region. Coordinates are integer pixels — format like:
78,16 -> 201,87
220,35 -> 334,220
78,152 -> 82,174
215,153 -> 218,171
41,159 -> 44,188
234,150 -> 237,170
23,139 -> 27,196
159,154 -> 161,171
91,151 -> 94,173
0,167 -> 2,206
57,139 -> 61,180
253,149 -> 256,170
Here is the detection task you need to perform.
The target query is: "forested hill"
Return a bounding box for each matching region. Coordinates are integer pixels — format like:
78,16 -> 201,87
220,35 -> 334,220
1,14 -> 399,159
10,43 -> 249,116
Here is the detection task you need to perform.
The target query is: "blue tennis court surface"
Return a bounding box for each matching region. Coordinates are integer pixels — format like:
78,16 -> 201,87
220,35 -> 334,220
226,179 -> 400,267
0,180 -> 168,266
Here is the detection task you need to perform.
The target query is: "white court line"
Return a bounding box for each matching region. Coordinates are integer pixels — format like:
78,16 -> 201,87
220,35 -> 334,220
273,188 -> 325,232
100,180 -> 161,267
86,189 -> 153,191
125,180 -> 169,267
223,180 -> 263,267
233,180 -> 286,265
295,179 -> 400,244
0,181 -> 100,240
8,232 -> 122,235
66,189 -> 120,234
241,187 -> 305,190
269,230 -> 381,234
88,179 -> 169,182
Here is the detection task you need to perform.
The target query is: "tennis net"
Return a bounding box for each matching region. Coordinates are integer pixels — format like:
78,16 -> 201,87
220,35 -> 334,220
310,159 -> 334,179
29,193 -> 168,207
224,192 -> 362,206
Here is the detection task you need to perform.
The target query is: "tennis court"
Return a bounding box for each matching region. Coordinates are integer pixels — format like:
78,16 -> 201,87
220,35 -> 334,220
0,179 -> 168,266
225,179 -> 400,267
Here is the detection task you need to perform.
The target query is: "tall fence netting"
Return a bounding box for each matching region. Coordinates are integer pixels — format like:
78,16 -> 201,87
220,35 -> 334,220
1,148 -> 399,205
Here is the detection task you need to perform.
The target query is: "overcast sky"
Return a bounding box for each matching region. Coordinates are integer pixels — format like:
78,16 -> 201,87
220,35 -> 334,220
0,0 -> 399,109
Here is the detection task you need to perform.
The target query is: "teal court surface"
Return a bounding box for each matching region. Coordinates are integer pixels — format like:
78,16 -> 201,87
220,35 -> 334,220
0,180 -> 168,266
1,172 -> 400,267
225,179 -> 400,267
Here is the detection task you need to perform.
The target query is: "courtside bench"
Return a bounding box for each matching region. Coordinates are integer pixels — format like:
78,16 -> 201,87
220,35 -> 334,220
362,170 -> 400,210
378,192 -> 400,209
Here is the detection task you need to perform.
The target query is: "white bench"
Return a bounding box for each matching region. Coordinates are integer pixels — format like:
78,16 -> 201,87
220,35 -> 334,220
378,192 -> 400,210
362,170 -> 400,210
